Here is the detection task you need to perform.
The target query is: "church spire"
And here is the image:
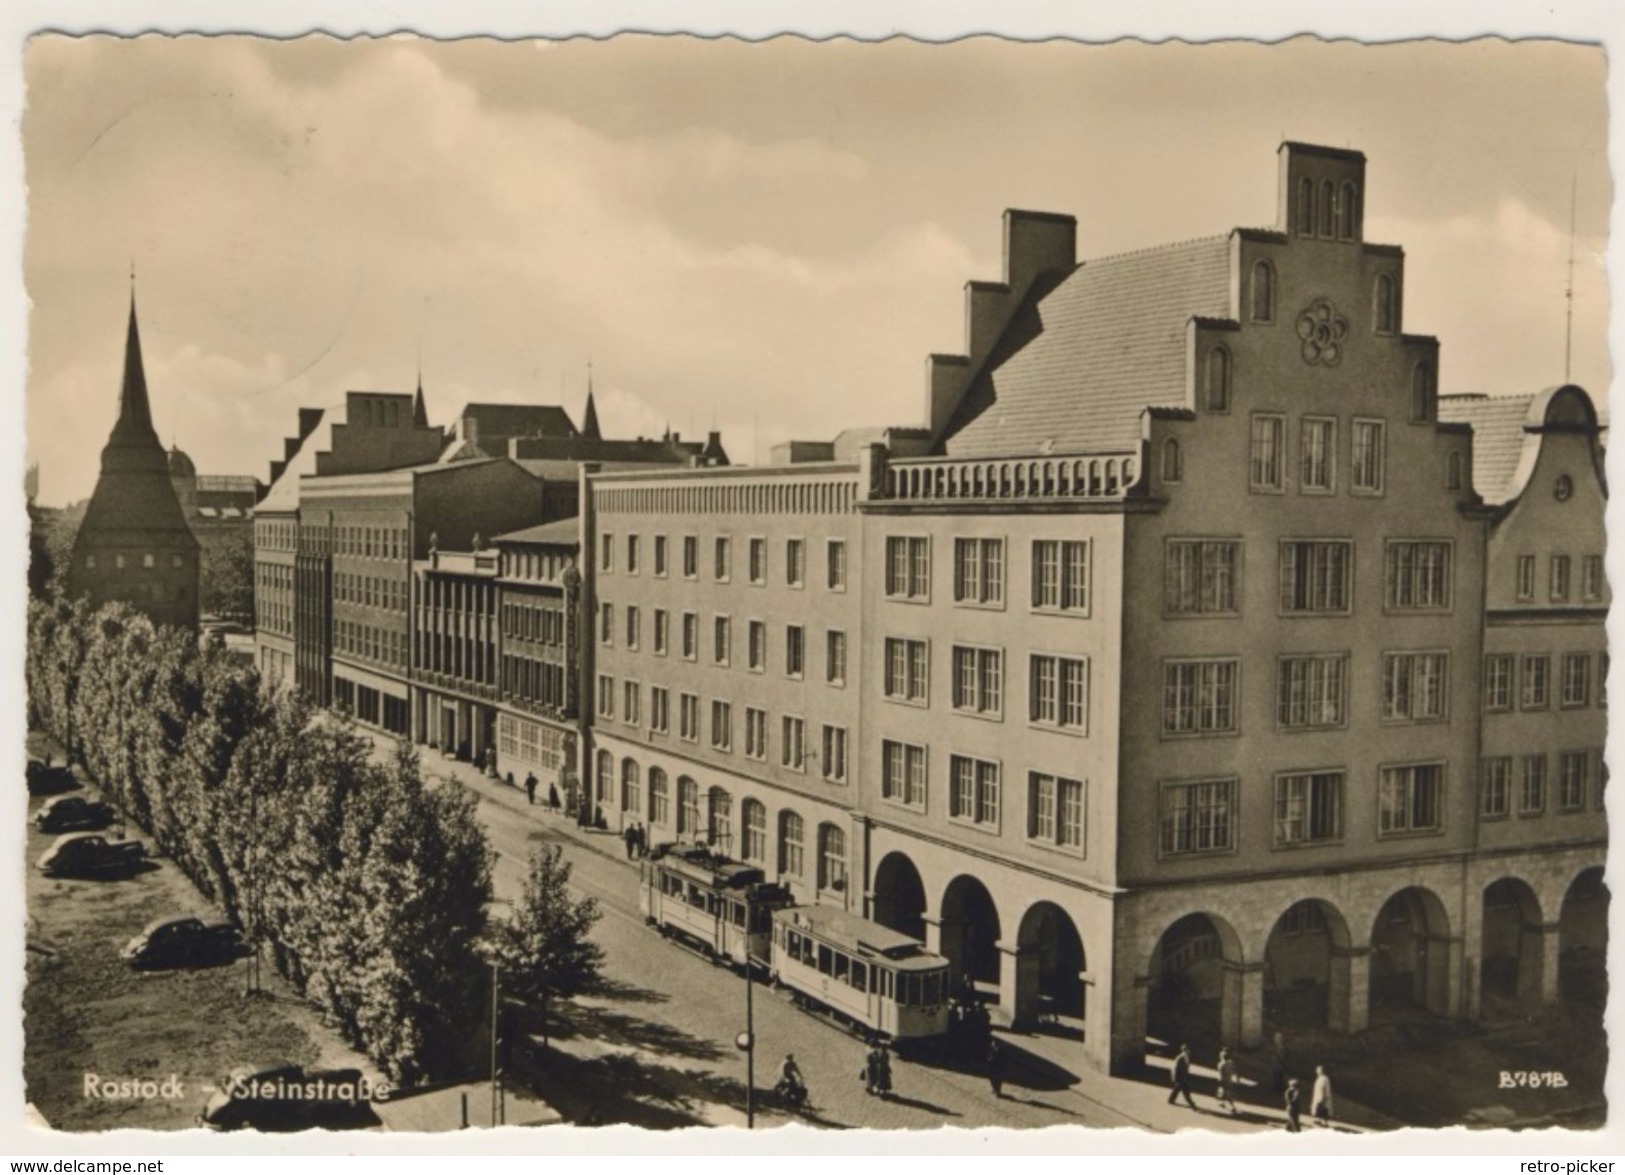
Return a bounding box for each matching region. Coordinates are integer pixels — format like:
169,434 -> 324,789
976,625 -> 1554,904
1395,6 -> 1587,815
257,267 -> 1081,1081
581,360 -> 602,440
413,373 -> 428,428
110,288 -> 158,448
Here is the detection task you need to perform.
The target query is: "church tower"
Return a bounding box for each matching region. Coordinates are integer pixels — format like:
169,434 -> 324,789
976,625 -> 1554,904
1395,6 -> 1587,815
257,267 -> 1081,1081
68,293 -> 201,630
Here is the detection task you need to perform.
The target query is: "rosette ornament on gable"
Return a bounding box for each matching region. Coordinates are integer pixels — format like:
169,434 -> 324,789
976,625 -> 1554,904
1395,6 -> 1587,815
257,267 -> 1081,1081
1295,298 -> 1349,367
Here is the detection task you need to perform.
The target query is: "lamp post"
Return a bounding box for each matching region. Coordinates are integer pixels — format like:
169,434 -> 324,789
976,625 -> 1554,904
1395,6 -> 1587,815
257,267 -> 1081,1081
735,891 -> 757,1128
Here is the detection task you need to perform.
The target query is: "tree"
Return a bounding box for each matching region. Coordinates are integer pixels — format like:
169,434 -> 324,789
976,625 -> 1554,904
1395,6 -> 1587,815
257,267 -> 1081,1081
200,532 -> 255,622
490,844 -> 604,1048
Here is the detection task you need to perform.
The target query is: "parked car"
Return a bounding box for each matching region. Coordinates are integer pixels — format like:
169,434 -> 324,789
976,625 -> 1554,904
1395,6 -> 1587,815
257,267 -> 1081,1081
36,832 -> 145,878
198,1063 -> 378,1132
120,915 -> 243,970
26,758 -> 79,796
32,794 -> 113,834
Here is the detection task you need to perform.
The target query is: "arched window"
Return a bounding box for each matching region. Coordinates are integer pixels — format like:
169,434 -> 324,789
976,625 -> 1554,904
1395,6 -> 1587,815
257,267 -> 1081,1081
707,786 -> 732,852
1206,345 -> 1232,412
677,776 -> 699,836
1446,450 -> 1464,491
778,810 -> 805,877
742,799 -> 767,863
1250,260 -> 1275,322
1411,362 -> 1434,423
621,757 -> 641,815
1338,182 -> 1358,240
1297,177 -> 1315,236
596,750 -> 614,803
648,767 -> 669,827
1162,438 -> 1183,483
818,823 -> 847,892
1373,274 -> 1396,334
1319,180 -> 1335,238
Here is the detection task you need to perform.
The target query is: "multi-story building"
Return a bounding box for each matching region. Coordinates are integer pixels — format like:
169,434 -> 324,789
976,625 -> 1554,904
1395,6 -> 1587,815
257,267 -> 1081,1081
167,445 -> 261,618
575,141 -> 1608,1075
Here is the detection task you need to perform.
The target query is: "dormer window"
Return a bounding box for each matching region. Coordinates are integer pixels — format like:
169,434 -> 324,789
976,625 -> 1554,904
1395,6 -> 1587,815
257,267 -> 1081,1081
1297,178 -> 1316,237
1338,182 -> 1358,240
1206,346 -> 1232,412
1251,261 -> 1275,323
1410,362 -> 1434,423
1374,274 -> 1396,335
1162,438 -> 1183,483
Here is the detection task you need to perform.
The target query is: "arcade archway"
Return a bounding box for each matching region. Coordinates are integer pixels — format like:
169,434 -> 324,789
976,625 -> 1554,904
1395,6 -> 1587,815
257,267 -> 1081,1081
1370,886 -> 1451,1022
1015,901 -> 1086,1029
1479,878 -> 1544,1011
1263,899 -> 1353,1034
872,852 -> 927,943
1559,867 -> 1609,1010
1147,912 -> 1244,1055
940,874 -> 1002,992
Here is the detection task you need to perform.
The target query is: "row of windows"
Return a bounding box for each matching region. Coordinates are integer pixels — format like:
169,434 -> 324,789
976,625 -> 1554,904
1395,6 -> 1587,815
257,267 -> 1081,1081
335,619 -> 408,669
1514,554 -> 1606,605
885,536 -> 1090,613
257,520 -> 297,553
83,551 -> 186,572
1480,749 -> 1607,819
255,564 -> 294,636
335,571 -> 407,612
503,653 -> 568,710
882,641 -> 1089,733
599,605 -> 846,684
1483,651 -> 1606,712
499,547 -> 574,584
334,523 -> 409,562
1245,414 -> 1394,494
601,532 -> 849,591
502,600 -> 567,647
1164,538 -> 1454,617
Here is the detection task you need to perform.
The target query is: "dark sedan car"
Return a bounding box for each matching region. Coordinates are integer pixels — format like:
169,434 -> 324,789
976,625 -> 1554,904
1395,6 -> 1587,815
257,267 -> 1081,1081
120,915 -> 244,970
26,758 -> 79,797
36,832 -> 146,878
32,794 -> 113,834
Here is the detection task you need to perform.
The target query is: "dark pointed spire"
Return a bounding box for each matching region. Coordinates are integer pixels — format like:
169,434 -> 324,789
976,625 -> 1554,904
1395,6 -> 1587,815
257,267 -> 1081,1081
413,374 -> 428,428
581,361 -> 602,440
109,290 -> 158,448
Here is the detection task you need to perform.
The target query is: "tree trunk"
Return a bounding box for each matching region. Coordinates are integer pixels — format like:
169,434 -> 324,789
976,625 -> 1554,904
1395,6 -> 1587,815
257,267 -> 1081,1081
540,990 -> 550,1050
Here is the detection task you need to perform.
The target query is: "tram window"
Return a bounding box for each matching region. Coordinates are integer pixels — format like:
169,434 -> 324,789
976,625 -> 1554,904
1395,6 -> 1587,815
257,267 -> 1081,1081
923,972 -> 943,1006
730,902 -> 746,928
850,961 -> 867,992
751,906 -> 772,933
688,883 -> 705,909
901,974 -> 919,1006
879,969 -> 893,999
834,953 -> 850,982
785,929 -> 798,956
818,945 -> 834,975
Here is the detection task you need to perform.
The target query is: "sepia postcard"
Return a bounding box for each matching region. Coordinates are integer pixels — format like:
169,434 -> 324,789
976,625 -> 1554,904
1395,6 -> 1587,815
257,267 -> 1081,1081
11,19 -> 1619,1150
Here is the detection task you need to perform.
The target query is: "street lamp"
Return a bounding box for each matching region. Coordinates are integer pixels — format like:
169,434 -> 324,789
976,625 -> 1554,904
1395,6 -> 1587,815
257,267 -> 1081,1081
736,891 -> 758,1128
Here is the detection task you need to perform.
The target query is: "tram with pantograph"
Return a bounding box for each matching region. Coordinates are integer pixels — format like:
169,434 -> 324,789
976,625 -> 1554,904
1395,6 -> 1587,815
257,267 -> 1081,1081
638,842 -> 793,967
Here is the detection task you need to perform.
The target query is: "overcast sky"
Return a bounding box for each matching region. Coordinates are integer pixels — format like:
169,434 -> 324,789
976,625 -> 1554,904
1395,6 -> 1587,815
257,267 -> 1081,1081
22,34 -> 1610,506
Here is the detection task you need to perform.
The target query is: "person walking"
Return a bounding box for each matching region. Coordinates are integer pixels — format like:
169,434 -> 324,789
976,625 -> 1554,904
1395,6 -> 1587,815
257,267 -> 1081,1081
876,1045 -> 893,1099
1167,1043 -> 1198,1109
547,781 -> 560,812
1284,1078 -> 1303,1132
1215,1047 -> 1238,1115
986,1038 -> 1007,1099
623,822 -> 636,859
1311,1065 -> 1334,1128
636,821 -> 648,857
525,772 -> 537,806
864,1042 -> 883,1096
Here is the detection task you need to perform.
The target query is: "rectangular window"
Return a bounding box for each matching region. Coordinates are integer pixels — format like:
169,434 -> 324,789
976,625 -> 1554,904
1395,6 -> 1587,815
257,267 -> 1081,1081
1521,654 -> 1551,710
1351,418 -> 1386,494
786,539 -> 805,587
600,533 -> 614,573
1480,757 -> 1511,819
1032,539 -> 1089,613
1385,541 -> 1453,611
1483,654 -> 1514,712
1382,651 -> 1449,722
1379,763 -> 1444,835
650,687 -> 670,734
1273,771 -> 1344,846
826,630 -> 847,686
1162,659 -> 1239,735
1250,413 -> 1286,491
599,602 -> 614,645
886,536 -> 930,600
625,605 -> 640,650
626,535 -> 640,575
713,616 -> 731,666
748,538 -> 766,585
1516,555 -> 1536,601
822,725 -> 848,783
1582,555 -> 1604,602
1030,654 -> 1089,732
785,625 -> 805,677
624,681 -> 641,727
827,540 -> 847,591
949,755 -> 1000,828
711,700 -> 732,752
1028,772 -> 1084,850
884,637 -> 929,703
951,646 -> 1003,717
653,535 -> 668,577
742,620 -> 765,671
682,612 -> 698,660
1164,540 -> 1240,616
1520,755 -> 1547,815
653,609 -> 669,656
1559,751 -> 1589,811
1160,778 -> 1235,855
954,538 -> 1005,606
597,674 -> 614,720
1561,653 -> 1591,708
881,740 -> 928,808
682,536 -> 698,579
1551,555 -> 1572,603
714,536 -> 731,582
1276,654 -> 1347,729
1280,540 -> 1352,614
1300,416 -> 1335,493
744,708 -> 768,761
781,716 -> 805,771
679,693 -> 700,742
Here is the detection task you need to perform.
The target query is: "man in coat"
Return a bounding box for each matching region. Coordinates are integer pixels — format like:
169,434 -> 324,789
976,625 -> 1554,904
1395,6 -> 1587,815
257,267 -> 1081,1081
1167,1043 -> 1198,1109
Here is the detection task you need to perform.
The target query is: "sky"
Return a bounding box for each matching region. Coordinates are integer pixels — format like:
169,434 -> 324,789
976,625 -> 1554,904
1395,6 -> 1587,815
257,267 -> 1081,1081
21,34 -> 1611,506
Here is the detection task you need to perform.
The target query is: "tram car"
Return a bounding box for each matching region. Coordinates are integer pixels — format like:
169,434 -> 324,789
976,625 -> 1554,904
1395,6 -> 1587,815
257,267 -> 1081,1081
638,843 -> 794,967
769,904 -> 951,1046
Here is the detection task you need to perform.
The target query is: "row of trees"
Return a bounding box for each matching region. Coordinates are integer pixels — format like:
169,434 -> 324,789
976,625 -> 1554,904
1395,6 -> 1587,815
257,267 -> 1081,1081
27,596 -> 494,1085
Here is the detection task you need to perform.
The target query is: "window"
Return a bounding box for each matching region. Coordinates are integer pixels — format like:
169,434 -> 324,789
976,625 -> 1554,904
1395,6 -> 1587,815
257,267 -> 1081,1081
818,824 -> 848,892
749,538 -> 766,585
786,539 -> 805,587
599,602 -> 614,645
1032,540 -> 1089,612
1379,763 -> 1444,835
1251,260 -> 1275,323
1160,778 -> 1235,855
747,620 -> 766,671
785,625 -> 805,677
1250,414 -> 1285,491
1028,772 -> 1084,850
713,615 -> 731,665
1385,541 -> 1452,611
1483,654 -> 1514,712
779,811 -> 805,876
1274,771 -> 1344,846
1280,540 -> 1352,615
649,769 -> 669,826
625,605 -> 640,649
1516,555 -> 1536,602
951,646 -> 1003,717
626,535 -> 640,575
677,777 -> 700,837
1382,651 -> 1449,722
1351,419 -> 1386,494
882,740 -> 927,808
1165,540 -> 1240,615
141,553 -> 155,569
1446,451 -> 1464,491
949,755 -> 1000,829
1030,654 -> 1089,732
1276,654 -> 1347,729
1561,653 -> 1591,708
954,538 -> 1005,606
679,693 -> 700,742
682,535 -> 698,579
682,612 -> 698,660
653,535 -> 668,577
826,630 -> 847,686
827,540 -> 847,591
1481,757 -> 1512,819
623,681 -> 641,726
1521,655 -> 1551,710
1319,180 -> 1335,237
711,700 -> 732,752
1551,555 -> 1572,603
1559,752 -> 1589,811
1297,177 -> 1316,236
885,536 -> 930,600
1582,555 -> 1604,601
822,726 -> 848,783
650,686 -> 670,734
1162,438 -> 1183,483
1338,181 -> 1358,239
1520,755 -> 1547,816
742,800 -> 767,863
884,638 -> 929,703
1374,274 -> 1396,334
1411,363 -> 1434,423
781,716 -> 806,771
597,674 -> 615,720
1206,346 -> 1231,412
1601,652 -> 1610,708
653,609 -> 669,656
744,707 -> 768,760
1300,417 -> 1336,493
600,533 -> 614,573
714,536 -> 731,582
1163,659 -> 1239,735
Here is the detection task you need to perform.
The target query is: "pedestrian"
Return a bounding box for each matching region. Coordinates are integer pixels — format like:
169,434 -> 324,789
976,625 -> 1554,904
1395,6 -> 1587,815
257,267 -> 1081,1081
986,1038 -> 1006,1099
876,1044 -> 893,1099
624,823 -> 636,859
1167,1043 -> 1197,1109
525,772 -> 538,806
547,781 -> 560,811
594,803 -> 606,830
635,822 -> 648,857
1311,1065 -> 1334,1128
864,1043 -> 881,1096
1215,1047 -> 1238,1115
1284,1078 -> 1302,1133
1270,1031 -> 1289,1094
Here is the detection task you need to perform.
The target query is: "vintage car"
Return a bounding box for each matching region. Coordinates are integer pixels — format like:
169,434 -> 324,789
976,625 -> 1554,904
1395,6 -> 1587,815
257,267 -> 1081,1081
120,915 -> 244,970
26,758 -> 79,797
36,832 -> 146,878
197,1063 -> 378,1132
32,794 -> 114,834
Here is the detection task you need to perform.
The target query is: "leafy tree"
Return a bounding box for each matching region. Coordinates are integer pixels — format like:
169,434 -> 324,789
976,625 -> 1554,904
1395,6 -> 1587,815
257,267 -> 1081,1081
490,844 -> 604,1048
199,532 -> 255,622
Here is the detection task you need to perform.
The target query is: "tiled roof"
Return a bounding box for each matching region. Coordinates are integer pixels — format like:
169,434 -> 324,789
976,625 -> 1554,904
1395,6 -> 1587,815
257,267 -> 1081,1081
1438,394 -> 1536,506
943,236 -> 1233,457
494,517 -> 580,546
256,410 -> 332,513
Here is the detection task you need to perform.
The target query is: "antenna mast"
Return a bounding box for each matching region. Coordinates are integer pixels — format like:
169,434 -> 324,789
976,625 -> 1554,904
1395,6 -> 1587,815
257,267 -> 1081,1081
1565,170 -> 1578,383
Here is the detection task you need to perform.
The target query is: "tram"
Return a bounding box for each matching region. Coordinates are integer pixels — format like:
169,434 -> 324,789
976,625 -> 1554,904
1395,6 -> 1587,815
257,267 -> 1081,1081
638,842 -> 794,967
769,904 -> 951,1046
